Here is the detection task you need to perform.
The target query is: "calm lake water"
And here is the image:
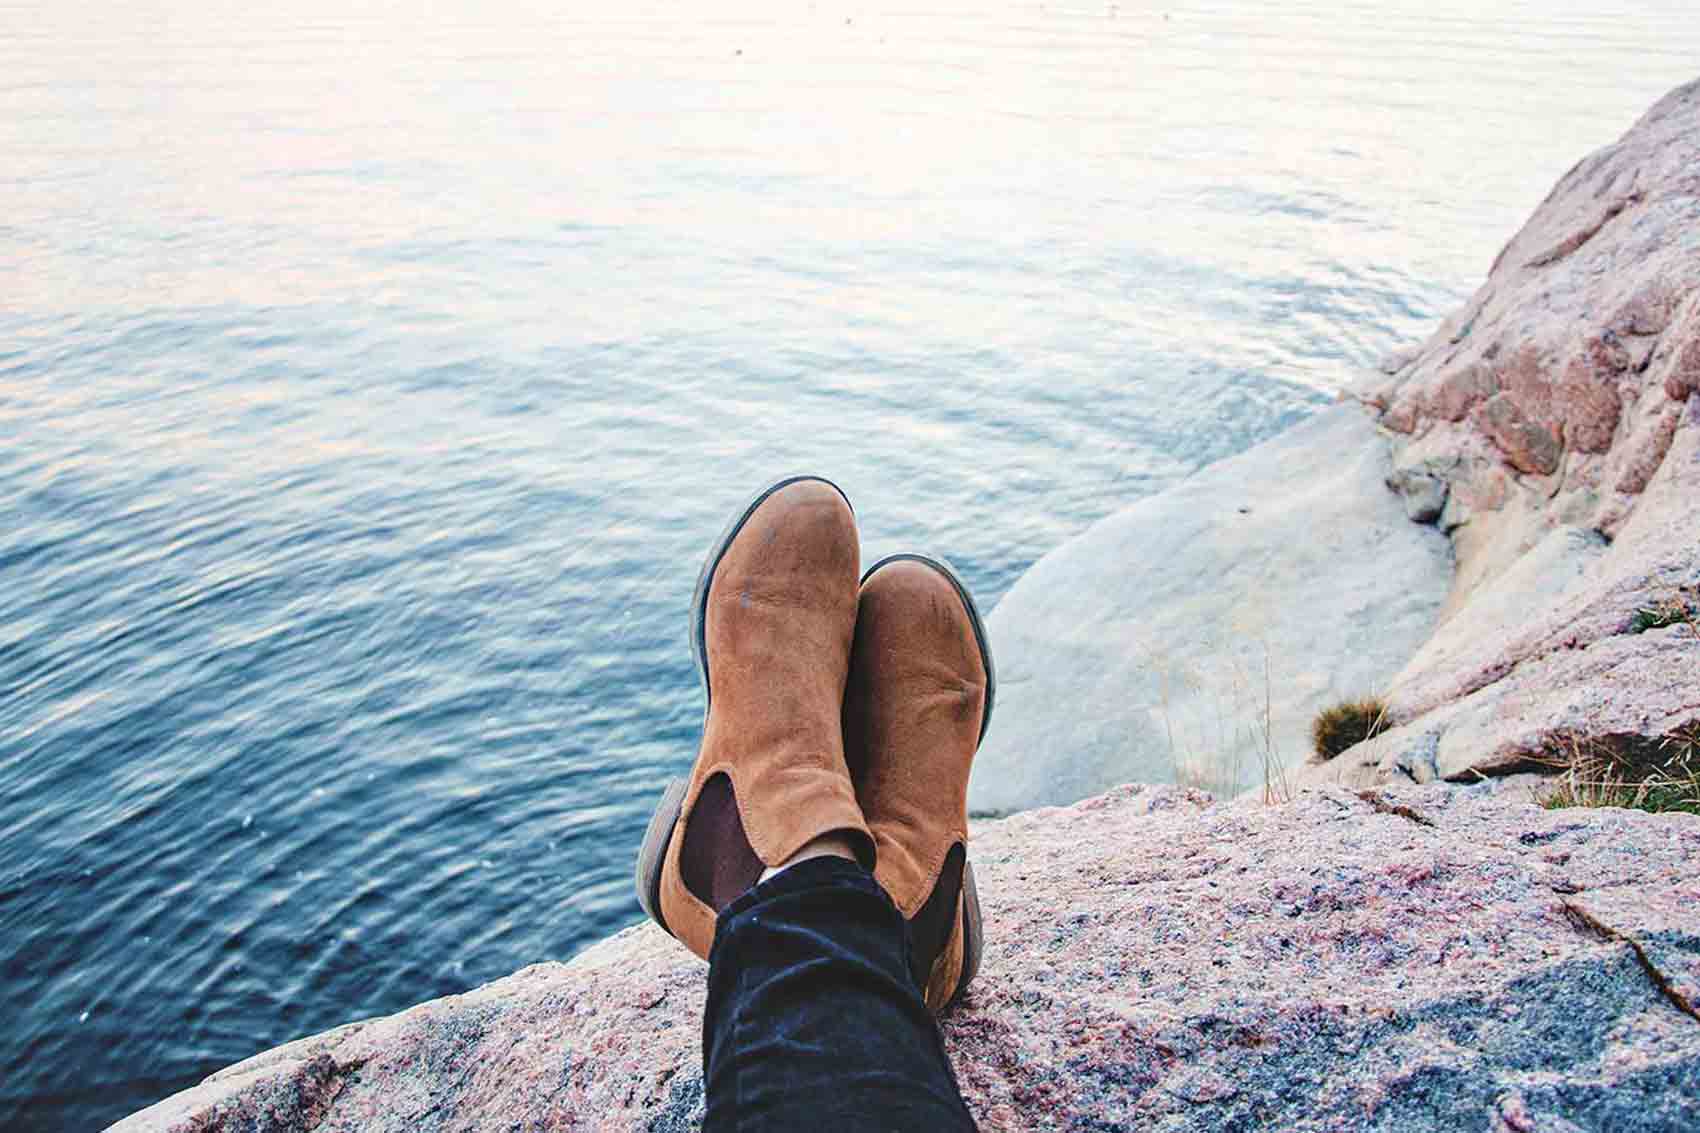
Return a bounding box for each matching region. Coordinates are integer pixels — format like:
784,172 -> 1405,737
3,0 -> 1697,1127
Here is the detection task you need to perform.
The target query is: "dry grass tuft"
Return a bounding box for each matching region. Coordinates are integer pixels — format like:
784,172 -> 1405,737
1309,696 -> 1390,761
1541,723 -> 1700,816
1151,643 -> 1291,804
1629,586 -> 1698,634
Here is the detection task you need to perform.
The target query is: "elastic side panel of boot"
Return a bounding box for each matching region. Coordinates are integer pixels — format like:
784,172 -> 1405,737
908,842 -> 966,992
679,772 -> 766,913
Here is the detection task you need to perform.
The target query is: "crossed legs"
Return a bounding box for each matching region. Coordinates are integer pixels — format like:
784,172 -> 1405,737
634,477 -> 993,1131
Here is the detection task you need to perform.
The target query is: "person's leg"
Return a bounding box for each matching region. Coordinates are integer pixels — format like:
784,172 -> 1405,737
702,855 -> 978,1133
845,555 -> 995,1013
633,479 -> 982,1128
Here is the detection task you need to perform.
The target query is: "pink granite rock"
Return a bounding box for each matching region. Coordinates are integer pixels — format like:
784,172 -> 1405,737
1376,76 -> 1700,553
112,784 -> 1700,1132
1303,79 -> 1700,790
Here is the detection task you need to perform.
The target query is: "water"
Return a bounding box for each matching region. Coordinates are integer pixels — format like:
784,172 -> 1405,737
3,0 -> 1695,1127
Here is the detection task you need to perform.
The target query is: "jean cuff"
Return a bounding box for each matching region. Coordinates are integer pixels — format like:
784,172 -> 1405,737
717,854 -> 881,922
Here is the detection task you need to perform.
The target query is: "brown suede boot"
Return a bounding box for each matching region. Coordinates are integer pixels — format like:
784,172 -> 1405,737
844,553 -> 995,1013
634,476 -> 874,961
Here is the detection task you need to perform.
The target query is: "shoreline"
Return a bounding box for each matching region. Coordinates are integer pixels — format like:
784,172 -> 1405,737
108,76 -> 1700,1133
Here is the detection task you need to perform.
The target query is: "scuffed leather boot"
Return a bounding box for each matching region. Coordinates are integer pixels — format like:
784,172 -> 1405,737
635,476 -> 873,960
844,553 -> 995,1013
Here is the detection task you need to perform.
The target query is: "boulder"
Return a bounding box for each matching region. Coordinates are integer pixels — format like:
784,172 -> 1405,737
967,404 -> 1451,814
1300,79 -> 1700,790
112,784 -> 1700,1132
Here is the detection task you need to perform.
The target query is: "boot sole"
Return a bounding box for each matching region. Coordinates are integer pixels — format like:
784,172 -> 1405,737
861,552 -> 994,1008
635,475 -> 856,936
955,859 -> 983,1008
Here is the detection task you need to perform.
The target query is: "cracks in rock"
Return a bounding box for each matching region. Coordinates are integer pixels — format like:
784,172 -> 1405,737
1441,757 -> 1552,786
1524,193 -> 1643,268
1318,793 -> 1356,817
1354,791 -> 1437,827
1418,572 -> 1698,718
1560,900 -> 1700,1025
1405,618 -> 1700,781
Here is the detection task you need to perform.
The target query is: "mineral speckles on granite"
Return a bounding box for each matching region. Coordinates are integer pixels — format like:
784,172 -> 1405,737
113,783 -> 1700,1132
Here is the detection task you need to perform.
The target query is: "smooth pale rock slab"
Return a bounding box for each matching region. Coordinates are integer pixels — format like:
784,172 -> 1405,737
111,785 -> 1700,1132
1392,523 -> 1610,711
967,404 -> 1451,813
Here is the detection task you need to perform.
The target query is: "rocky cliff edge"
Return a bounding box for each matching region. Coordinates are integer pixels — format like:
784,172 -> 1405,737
971,77 -> 1700,807
1301,77 -> 1700,789
115,784 -> 1700,1132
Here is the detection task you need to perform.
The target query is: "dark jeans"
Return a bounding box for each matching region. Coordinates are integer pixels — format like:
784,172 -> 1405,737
702,856 -> 979,1132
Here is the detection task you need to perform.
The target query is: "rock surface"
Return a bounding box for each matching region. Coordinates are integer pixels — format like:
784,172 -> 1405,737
968,405 -> 1452,814
1300,79 -> 1700,790
113,784 -> 1700,1132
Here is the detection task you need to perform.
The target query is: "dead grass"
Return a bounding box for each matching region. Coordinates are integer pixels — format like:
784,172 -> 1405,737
1258,653 -> 1290,805
1629,586 -> 1698,634
1540,723 -> 1700,816
1153,643 -> 1290,804
1309,696 -> 1391,761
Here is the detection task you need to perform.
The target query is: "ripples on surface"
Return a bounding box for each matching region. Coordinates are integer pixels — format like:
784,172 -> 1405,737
2,0 -> 1697,1127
